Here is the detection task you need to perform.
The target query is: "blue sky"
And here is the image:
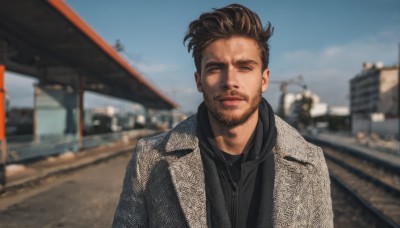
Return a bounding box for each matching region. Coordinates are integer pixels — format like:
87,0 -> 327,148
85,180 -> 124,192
6,0 -> 400,113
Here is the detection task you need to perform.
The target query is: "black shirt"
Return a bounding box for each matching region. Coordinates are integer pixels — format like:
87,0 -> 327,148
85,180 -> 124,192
196,100 -> 277,228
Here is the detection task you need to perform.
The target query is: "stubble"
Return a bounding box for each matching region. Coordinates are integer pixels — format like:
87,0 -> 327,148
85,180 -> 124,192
204,89 -> 262,128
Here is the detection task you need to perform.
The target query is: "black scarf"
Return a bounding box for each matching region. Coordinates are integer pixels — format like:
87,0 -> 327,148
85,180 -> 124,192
197,98 -> 277,228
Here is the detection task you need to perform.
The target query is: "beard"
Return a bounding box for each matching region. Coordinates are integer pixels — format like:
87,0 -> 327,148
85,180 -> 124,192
203,89 -> 262,128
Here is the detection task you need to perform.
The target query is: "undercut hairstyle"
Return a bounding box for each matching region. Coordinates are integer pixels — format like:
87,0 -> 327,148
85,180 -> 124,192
184,4 -> 274,72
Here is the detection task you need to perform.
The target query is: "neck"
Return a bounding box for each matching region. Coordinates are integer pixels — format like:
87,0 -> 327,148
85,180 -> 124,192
208,109 -> 259,155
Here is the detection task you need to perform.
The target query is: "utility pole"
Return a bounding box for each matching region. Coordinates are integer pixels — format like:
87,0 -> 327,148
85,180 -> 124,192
398,43 -> 400,138
0,65 -> 6,187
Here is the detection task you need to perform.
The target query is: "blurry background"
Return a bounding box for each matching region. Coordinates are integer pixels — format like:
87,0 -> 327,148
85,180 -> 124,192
0,1 -> 399,227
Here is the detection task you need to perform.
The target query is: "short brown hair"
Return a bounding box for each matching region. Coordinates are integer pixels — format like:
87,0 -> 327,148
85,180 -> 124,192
184,4 -> 274,72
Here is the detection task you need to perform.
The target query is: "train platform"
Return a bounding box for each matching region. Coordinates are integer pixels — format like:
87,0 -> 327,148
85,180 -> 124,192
305,132 -> 400,172
2,129 -> 398,194
0,131 -> 158,195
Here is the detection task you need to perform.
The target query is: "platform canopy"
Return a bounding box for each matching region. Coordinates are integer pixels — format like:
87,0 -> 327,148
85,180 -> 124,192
0,0 -> 176,110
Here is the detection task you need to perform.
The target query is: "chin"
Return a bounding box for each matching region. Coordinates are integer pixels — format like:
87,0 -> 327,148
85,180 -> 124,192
213,109 -> 254,127
218,110 -> 243,120
204,95 -> 260,127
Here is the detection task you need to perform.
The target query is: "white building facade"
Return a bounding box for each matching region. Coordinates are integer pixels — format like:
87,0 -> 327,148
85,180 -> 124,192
350,63 -> 399,137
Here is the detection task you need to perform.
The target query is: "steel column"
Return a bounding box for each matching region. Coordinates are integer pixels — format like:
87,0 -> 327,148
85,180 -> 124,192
0,65 -> 7,186
79,77 -> 84,149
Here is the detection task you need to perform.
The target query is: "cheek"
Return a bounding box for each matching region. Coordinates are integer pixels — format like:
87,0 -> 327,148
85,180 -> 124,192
247,78 -> 264,92
202,76 -> 220,92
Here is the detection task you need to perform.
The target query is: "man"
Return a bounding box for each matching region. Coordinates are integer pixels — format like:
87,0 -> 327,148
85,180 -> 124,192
113,4 -> 333,228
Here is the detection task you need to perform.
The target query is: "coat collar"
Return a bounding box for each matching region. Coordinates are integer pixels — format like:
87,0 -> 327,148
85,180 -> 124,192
162,114 -> 199,153
161,114 -> 318,167
273,115 -> 319,167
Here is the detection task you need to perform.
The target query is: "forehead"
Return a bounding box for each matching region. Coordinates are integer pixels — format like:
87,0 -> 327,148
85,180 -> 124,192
201,37 -> 262,64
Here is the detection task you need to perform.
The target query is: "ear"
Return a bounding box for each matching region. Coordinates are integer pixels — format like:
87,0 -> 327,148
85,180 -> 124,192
194,72 -> 203,93
261,68 -> 270,92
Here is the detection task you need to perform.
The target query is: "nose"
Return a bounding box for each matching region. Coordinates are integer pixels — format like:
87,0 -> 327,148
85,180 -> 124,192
221,67 -> 239,90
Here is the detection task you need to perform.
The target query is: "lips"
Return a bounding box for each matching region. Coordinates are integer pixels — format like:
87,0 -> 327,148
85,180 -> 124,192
219,96 -> 244,101
217,95 -> 245,107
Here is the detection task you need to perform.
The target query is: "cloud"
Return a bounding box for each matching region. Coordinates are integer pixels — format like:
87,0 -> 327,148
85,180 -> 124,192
322,47 -> 343,58
135,63 -> 172,73
268,26 -> 399,108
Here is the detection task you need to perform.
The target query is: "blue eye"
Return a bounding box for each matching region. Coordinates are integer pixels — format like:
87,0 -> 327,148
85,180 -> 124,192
239,66 -> 252,71
206,65 -> 223,73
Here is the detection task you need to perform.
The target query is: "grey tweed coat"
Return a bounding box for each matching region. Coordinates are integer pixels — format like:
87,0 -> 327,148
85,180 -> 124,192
112,114 -> 334,228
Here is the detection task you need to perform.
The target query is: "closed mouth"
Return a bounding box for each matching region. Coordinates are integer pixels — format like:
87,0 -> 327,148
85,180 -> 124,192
219,96 -> 244,101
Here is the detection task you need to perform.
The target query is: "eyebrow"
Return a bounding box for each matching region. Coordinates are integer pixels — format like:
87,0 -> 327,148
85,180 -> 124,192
235,59 -> 259,66
204,59 -> 259,68
204,61 -> 225,69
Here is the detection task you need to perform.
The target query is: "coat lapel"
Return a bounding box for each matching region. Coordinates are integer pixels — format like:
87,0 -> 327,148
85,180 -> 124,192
168,148 -> 207,228
272,116 -> 317,227
272,154 -> 312,227
162,115 -> 207,227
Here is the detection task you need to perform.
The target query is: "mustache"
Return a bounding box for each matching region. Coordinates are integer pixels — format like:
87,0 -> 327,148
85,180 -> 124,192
213,90 -> 249,101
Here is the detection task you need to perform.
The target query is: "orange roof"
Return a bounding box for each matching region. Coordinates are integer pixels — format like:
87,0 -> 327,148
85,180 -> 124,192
0,0 -> 177,109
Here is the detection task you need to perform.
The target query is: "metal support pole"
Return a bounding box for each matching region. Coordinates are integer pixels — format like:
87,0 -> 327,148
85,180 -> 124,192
78,77 -> 84,149
0,65 -> 7,186
398,43 -> 400,139
144,107 -> 150,129
33,84 -> 38,143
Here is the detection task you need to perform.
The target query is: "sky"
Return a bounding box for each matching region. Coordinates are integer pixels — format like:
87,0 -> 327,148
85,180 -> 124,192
5,0 -> 400,113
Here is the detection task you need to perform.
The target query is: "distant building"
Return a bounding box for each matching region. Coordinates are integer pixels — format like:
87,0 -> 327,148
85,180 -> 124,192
91,106 -> 119,117
284,91 -> 350,131
312,105 -> 350,132
283,90 -> 327,119
89,108 -> 121,134
350,62 -> 399,136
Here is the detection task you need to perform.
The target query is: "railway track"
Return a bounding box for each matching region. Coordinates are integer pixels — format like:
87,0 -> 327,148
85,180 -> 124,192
321,146 -> 400,228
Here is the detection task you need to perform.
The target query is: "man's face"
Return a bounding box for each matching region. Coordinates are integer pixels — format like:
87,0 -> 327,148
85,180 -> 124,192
195,36 -> 269,127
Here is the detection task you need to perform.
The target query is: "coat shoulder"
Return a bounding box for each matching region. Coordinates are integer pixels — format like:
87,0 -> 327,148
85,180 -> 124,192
134,114 -> 198,160
274,115 -> 325,168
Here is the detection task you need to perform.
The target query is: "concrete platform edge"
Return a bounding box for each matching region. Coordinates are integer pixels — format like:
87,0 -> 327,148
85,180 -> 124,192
305,135 -> 400,174
0,145 -> 134,194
